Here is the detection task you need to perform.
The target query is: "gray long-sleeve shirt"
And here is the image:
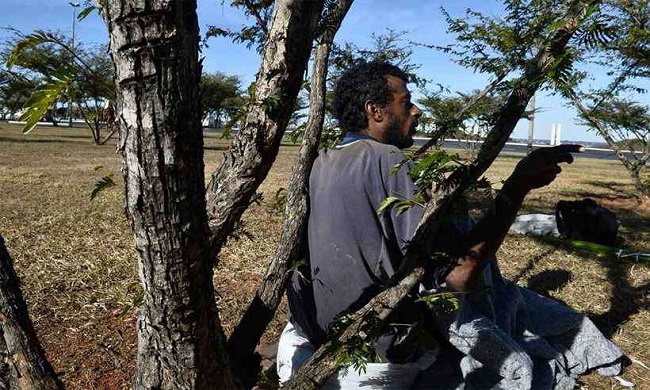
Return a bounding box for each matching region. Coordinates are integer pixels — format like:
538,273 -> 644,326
308,137 -> 424,333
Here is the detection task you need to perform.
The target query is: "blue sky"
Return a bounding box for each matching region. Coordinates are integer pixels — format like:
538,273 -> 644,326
1,0 -> 648,142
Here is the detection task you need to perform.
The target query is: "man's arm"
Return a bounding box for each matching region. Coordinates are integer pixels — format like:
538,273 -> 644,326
444,144 -> 584,292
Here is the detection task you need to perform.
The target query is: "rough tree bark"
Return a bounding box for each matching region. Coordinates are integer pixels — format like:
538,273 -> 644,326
285,1 -> 597,387
226,0 -> 354,382
206,0 -> 325,255
99,1 -> 235,388
0,234 -> 62,390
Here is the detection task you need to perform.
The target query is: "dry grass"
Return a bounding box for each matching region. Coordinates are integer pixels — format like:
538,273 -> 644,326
0,123 -> 648,389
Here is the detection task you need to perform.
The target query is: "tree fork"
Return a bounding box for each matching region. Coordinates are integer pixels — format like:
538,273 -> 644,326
206,0 -> 326,256
226,0 -> 354,384
286,1 -> 597,386
0,234 -> 62,390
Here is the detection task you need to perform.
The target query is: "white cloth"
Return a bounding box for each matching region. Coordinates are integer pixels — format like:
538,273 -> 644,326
277,321 -> 436,389
509,214 -> 560,237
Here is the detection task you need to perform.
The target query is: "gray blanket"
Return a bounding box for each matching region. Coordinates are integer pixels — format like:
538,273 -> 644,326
416,261 -> 624,389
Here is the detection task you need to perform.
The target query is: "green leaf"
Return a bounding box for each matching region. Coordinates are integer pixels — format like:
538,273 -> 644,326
77,6 -> 96,21
20,73 -> 72,134
7,30 -> 65,68
260,95 -> 280,115
220,108 -> 244,139
377,196 -> 401,215
90,175 -> 116,200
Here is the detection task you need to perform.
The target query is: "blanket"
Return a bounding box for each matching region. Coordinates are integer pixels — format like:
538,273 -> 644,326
278,256 -> 624,389
420,261 -> 624,389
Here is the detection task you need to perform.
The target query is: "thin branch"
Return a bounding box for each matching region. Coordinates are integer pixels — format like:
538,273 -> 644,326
414,66 -> 514,156
226,0 -> 353,384
241,0 -> 269,35
287,1 -> 596,386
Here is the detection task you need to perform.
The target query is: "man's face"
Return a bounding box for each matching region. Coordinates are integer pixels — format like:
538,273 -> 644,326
382,75 -> 422,149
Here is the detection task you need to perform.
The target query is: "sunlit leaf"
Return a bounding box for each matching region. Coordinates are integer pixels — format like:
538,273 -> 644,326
77,6 -> 96,21
20,73 -> 72,134
376,196 -> 401,215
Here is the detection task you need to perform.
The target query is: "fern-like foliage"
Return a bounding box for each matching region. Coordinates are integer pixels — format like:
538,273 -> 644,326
6,30 -> 67,69
90,174 -> 116,200
20,71 -> 72,133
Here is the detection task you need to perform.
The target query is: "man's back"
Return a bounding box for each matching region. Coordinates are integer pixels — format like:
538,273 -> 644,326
308,137 -> 421,334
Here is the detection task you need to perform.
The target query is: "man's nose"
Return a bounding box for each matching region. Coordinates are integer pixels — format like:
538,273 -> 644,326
411,105 -> 423,118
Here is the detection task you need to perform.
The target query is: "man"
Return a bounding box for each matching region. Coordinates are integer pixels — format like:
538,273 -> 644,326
278,60 -> 623,388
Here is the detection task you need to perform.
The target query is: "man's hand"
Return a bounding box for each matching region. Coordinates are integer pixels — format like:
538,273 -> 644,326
504,144 -> 584,197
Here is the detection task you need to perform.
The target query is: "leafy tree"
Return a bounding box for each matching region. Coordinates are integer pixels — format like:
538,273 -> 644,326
416,0 -> 649,197
558,0 -> 649,197
205,0 -> 274,52
200,71 -> 244,128
6,30 -> 115,144
0,69 -> 36,118
287,0 -> 610,385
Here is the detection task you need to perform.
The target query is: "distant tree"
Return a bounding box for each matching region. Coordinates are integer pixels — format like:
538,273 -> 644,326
0,69 -> 36,118
200,71 -> 243,128
329,29 -> 426,87
418,89 -> 515,155
6,30 -> 115,144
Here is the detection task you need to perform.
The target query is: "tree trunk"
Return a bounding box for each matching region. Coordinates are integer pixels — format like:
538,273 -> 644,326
99,1 -> 235,388
205,0 -> 325,256
0,234 -> 62,390
226,0 -> 353,383
285,1 -> 596,386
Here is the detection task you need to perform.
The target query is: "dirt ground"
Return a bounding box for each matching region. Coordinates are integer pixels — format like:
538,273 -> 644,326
0,123 -> 648,389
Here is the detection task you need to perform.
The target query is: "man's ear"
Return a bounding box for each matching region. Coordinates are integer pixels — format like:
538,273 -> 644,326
364,100 -> 384,122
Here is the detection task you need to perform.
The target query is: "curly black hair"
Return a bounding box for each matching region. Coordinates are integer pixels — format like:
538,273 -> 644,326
333,60 -> 409,134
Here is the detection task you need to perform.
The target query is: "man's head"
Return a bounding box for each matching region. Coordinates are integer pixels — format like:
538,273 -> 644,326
333,60 -> 422,148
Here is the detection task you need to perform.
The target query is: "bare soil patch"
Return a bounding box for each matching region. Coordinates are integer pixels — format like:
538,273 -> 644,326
0,123 -> 648,388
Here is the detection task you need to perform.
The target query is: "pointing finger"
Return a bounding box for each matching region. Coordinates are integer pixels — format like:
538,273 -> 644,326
546,144 -> 584,154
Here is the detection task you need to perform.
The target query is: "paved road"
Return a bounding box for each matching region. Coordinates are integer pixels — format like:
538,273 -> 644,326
207,128 -> 634,161
423,138 -> 636,161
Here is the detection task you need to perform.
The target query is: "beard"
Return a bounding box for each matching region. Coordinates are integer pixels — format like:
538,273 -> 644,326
384,116 -> 414,149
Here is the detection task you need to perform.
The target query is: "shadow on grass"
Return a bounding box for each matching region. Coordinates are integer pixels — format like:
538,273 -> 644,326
528,235 -> 649,339
581,180 -> 632,197
511,248 -> 558,284
0,136 -> 81,144
526,269 -> 572,307
204,145 -> 230,151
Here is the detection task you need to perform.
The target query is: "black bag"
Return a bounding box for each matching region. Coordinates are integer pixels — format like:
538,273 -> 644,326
555,198 -> 619,246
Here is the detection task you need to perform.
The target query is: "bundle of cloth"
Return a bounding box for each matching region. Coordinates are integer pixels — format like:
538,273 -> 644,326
278,260 -> 625,389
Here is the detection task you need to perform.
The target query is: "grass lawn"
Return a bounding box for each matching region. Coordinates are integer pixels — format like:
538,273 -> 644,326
0,123 -> 648,389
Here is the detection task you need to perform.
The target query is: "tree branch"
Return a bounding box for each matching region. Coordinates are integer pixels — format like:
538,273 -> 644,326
567,87 -> 648,192
414,66 -> 514,156
286,1 -> 596,385
206,0 -> 326,257
0,234 -> 62,390
226,0 -> 353,384
241,0 -> 269,36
